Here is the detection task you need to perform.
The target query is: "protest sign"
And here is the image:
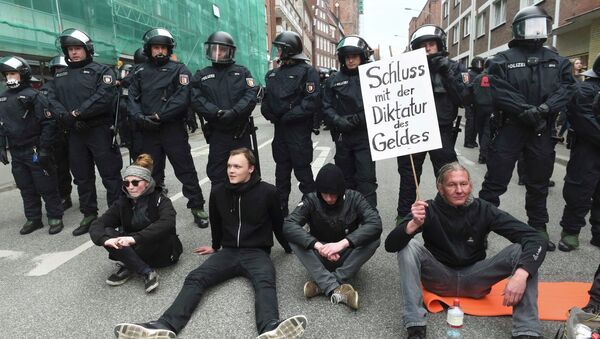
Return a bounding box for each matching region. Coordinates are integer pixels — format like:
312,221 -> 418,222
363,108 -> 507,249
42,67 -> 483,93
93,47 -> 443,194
358,48 -> 441,161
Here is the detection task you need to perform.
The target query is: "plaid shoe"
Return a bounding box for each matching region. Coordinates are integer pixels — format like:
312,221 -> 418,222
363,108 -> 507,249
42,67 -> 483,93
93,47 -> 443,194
256,315 -> 307,339
113,321 -> 176,338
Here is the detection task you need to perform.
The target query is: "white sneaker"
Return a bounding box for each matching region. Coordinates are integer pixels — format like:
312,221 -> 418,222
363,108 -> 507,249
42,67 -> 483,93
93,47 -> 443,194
256,315 -> 308,339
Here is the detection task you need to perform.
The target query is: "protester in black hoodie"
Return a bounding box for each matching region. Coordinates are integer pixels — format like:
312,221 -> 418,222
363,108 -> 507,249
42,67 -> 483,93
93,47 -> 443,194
114,148 -> 307,339
284,163 -> 381,310
89,154 -> 181,294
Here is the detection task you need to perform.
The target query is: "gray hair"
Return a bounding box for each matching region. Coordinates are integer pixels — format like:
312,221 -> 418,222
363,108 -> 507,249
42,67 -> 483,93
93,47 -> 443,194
436,162 -> 471,186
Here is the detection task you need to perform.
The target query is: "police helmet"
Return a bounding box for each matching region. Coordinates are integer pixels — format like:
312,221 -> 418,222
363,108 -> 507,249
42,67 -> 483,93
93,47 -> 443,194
48,56 -> 68,74
142,28 -> 176,57
271,31 -> 308,61
582,53 -> 600,79
512,6 -> 552,41
336,35 -> 374,66
410,25 -> 447,52
0,56 -> 32,88
471,56 -> 485,71
204,31 -> 236,64
133,48 -> 147,64
56,28 -> 94,60
319,67 -> 330,77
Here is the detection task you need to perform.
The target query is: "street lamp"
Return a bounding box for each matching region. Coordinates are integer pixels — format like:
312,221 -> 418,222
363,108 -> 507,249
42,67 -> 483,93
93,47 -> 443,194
335,2 -> 340,18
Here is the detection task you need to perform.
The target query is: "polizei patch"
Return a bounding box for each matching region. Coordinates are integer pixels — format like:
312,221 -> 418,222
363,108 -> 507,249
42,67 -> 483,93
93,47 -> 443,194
102,75 -> 113,84
306,82 -> 315,93
179,74 -> 189,85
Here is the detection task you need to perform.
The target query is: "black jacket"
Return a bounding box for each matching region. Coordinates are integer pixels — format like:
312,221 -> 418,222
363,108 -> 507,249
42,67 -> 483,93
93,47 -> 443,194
385,194 -> 547,276
47,61 -> 116,127
567,79 -> 600,148
322,69 -> 368,140
209,173 -> 289,251
0,85 -> 55,149
284,189 -> 382,249
190,63 -> 258,133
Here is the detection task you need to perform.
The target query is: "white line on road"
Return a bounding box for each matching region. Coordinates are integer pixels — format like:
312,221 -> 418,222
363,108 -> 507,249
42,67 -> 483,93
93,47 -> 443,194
311,146 -> 332,175
457,155 -> 475,166
0,250 -> 24,260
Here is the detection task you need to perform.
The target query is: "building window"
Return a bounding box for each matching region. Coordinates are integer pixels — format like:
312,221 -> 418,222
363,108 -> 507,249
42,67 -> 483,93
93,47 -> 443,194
443,1 -> 449,18
463,14 -> 470,37
452,26 -> 459,44
476,12 -> 485,37
454,0 -> 460,7
491,0 -> 506,28
520,0 -> 544,8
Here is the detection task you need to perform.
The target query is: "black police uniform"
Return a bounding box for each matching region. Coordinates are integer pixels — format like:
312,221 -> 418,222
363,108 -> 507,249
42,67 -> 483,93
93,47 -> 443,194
47,61 -> 123,216
479,47 -> 575,229
396,57 -> 467,217
464,68 -> 481,147
120,65 -> 143,159
128,59 -> 205,210
0,85 -> 63,221
40,79 -> 72,203
262,61 -> 319,211
191,63 -> 258,184
323,69 -> 377,207
469,71 -> 495,163
559,77 -> 600,243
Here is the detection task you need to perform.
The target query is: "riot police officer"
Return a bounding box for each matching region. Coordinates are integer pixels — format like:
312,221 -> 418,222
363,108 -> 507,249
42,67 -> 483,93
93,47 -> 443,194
0,56 -> 64,235
190,31 -> 258,185
469,57 -> 495,164
116,63 -> 133,150
322,35 -> 377,207
396,25 -> 467,221
557,53 -> 600,251
464,56 -> 484,148
47,28 -> 123,236
478,6 -> 575,251
261,31 -> 320,215
40,55 -> 73,210
120,48 -> 147,160
128,28 -> 209,228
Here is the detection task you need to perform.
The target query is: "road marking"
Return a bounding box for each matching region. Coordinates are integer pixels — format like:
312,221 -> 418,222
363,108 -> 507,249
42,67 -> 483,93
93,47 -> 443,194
312,146 -> 332,174
0,250 -> 24,260
26,241 -> 94,276
457,154 -> 475,166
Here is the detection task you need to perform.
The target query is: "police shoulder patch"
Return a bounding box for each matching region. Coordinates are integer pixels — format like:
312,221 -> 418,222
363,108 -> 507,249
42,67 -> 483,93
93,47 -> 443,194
306,82 -> 315,93
179,74 -> 189,85
480,75 -> 490,87
102,75 -> 113,85
246,78 -> 255,87
461,72 -> 470,84
44,109 -> 52,118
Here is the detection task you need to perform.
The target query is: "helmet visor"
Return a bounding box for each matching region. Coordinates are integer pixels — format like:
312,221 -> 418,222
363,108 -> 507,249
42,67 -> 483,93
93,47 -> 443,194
337,36 -> 368,51
143,28 -> 175,47
0,56 -> 24,71
204,43 -> 235,63
270,44 -> 283,62
514,17 -> 551,39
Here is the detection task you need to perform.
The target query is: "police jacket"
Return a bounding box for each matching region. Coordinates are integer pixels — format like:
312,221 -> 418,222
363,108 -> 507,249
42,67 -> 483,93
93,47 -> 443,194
208,172 -> 290,251
261,61 -> 320,127
384,194 -> 547,276
0,85 -> 55,149
190,63 -> 258,132
128,60 -> 191,122
488,45 -> 575,117
47,60 -> 116,127
469,72 -> 495,116
284,189 -> 382,249
428,56 -> 468,127
567,79 -> 600,148
322,69 -> 368,139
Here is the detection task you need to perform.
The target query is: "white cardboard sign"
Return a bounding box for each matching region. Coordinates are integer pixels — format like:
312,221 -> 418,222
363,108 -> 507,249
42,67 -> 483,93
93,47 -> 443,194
358,48 -> 442,161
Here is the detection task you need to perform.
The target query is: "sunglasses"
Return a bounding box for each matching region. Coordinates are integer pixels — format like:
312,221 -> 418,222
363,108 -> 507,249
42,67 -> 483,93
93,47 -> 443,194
122,179 -> 143,187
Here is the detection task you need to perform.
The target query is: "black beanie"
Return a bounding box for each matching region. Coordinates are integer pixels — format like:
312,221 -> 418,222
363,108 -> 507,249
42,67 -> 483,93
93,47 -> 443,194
315,163 -> 346,195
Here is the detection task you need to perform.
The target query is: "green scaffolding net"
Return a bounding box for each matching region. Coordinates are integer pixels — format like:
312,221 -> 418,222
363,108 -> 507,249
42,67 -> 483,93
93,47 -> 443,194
0,0 -> 268,83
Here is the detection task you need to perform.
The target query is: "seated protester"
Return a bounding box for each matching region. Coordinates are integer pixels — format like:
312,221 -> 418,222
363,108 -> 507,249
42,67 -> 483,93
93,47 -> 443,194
113,148 -> 306,339
385,162 -> 547,339
89,154 -> 181,293
284,163 -> 382,310
583,264 -> 600,314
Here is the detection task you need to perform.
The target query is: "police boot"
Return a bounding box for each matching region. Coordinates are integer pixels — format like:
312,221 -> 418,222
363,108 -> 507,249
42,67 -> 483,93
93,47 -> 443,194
61,196 -> 72,211
73,214 -> 97,236
20,219 -> 43,235
558,230 -> 579,252
48,218 -> 64,235
533,227 -> 555,252
191,208 -> 209,228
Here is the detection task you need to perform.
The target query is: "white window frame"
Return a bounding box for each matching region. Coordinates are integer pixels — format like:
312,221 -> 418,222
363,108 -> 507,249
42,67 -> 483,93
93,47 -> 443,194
443,1 -> 449,18
476,12 -> 485,37
463,14 -> 470,37
452,25 -> 459,44
491,0 -> 507,29
454,0 -> 460,7
520,0 -> 544,9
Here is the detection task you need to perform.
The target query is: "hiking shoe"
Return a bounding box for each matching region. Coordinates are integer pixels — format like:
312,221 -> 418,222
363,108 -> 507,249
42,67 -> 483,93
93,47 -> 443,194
143,270 -> 159,293
330,284 -> 359,310
106,264 -> 132,286
558,231 -> 579,252
590,236 -> 600,249
61,196 -> 72,211
534,227 -> 555,252
114,321 -> 176,338
73,214 -> 97,236
256,315 -> 307,339
48,218 -> 64,235
20,219 -> 43,235
191,208 -> 209,228
303,281 -> 322,298
406,326 -> 426,339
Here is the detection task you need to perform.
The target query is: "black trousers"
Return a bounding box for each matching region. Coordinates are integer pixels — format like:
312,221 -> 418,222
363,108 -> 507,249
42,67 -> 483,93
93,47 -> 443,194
69,124 -> 123,215
396,126 -> 457,216
590,264 -> 600,306
140,121 -> 204,209
207,130 -> 251,185
560,140 -> 600,238
334,134 -> 377,207
53,129 -> 72,199
159,248 -> 279,334
272,123 -> 315,209
11,146 -> 63,220
475,110 -> 492,162
463,105 -> 477,146
479,123 -> 555,227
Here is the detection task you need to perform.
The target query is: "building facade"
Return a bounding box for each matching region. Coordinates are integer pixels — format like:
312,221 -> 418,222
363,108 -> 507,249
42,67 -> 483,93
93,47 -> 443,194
312,0 -> 345,70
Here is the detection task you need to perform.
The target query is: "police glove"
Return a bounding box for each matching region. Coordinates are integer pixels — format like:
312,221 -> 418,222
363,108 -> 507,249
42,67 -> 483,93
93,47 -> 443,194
347,114 -> 363,128
333,115 -> 355,132
74,120 -> 90,132
518,104 -> 548,135
0,148 -> 8,165
137,115 -> 161,131
186,111 -> 198,133
37,148 -> 53,172
429,55 -> 451,76
217,109 -> 237,125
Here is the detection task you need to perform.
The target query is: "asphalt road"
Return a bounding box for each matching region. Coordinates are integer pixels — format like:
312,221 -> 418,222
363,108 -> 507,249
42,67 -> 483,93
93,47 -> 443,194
0,111 -> 597,338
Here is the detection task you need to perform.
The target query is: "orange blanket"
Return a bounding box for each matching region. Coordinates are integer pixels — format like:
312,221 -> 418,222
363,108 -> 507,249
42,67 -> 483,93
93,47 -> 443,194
422,279 -> 591,321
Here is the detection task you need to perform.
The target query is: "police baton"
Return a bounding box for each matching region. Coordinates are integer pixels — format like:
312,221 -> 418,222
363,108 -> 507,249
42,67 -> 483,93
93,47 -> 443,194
452,115 -> 462,146
248,116 -> 261,177
111,88 -> 121,150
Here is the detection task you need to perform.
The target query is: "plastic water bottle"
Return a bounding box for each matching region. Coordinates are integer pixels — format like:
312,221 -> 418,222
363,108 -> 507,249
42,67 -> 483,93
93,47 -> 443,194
446,298 -> 464,338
